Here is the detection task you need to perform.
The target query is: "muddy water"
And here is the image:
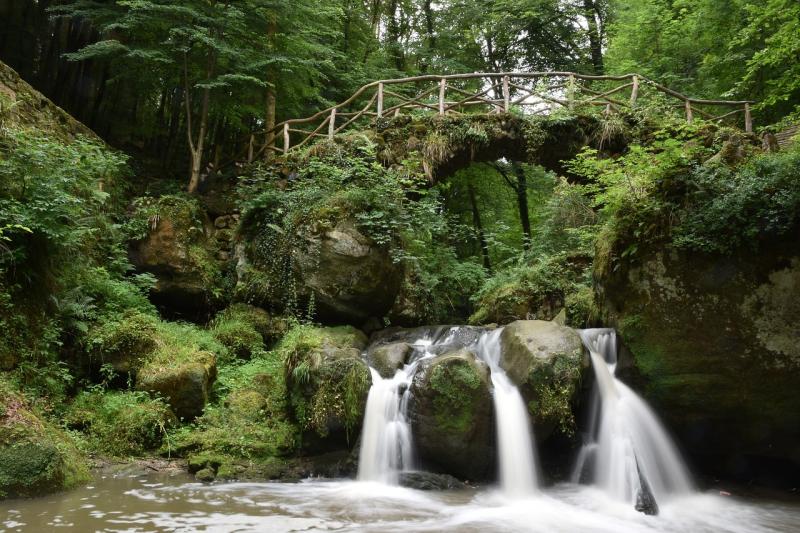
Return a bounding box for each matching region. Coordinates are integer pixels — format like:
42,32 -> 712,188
2,471 -> 799,532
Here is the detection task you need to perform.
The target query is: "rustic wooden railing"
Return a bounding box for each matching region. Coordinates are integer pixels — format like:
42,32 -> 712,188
248,72 -> 755,159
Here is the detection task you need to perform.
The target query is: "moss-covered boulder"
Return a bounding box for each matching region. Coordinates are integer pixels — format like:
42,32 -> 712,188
282,325 -> 372,451
210,304 -> 288,359
499,320 -> 584,438
137,350 -> 217,421
85,311 -> 161,374
238,217 -> 402,324
595,235 -> 800,482
128,195 -> 223,320
410,349 -> 494,480
366,342 -> 411,378
0,381 -> 90,499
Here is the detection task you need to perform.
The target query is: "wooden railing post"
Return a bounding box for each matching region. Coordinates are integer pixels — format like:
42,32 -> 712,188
283,122 -> 290,153
503,75 -> 510,112
630,75 -> 639,106
377,82 -> 384,118
439,78 -> 446,115
744,103 -> 753,133
685,100 -> 693,124
328,108 -> 336,139
568,74 -> 576,110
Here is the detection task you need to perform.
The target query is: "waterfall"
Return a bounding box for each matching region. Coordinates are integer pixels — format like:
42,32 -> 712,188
575,329 -> 693,509
357,328 -> 462,484
475,328 -> 539,496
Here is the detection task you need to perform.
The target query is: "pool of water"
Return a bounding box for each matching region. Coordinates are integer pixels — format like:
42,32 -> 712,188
2,471 -> 798,532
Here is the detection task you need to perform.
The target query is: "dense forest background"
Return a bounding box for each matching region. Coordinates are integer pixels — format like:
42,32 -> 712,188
2,0 -> 798,187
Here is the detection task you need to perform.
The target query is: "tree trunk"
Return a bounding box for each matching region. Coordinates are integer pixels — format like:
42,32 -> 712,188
583,0 -> 604,74
264,18 -> 277,159
468,183 -> 492,272
512,162 -> 532,251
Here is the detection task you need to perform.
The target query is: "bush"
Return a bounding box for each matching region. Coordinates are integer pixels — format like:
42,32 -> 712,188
65,390 -> 175,456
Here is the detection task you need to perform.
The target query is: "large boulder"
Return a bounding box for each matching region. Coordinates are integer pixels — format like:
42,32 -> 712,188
499,320 -> 584,439
129,195 -> 223,320
366,342 -> 411,377
596,234 -> 800,484
283,326 -> 372,451
237,218 -> 402,325
410,349 -> 494,480
0,381 -> 90,499
136,350 -> 217,421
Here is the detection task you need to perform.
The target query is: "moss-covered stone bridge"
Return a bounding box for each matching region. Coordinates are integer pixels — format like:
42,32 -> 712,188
254,72 -> 754,161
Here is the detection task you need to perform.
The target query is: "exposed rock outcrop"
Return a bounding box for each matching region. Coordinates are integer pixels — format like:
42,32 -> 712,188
410,349 -> 494,480
499,320 -> 585,439
595,232 -> 800,484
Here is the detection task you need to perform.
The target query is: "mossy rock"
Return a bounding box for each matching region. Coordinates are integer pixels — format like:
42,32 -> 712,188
596,234 -> 800,481
136,350 -> 217,420
85,310 -> 160,374
499,320 -> 584,438
128,195 -> 224,320
410,349 -> 494,480
0,382 -> 90,499
282,325 -> 371,450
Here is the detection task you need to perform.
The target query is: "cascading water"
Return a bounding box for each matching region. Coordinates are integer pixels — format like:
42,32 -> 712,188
574,328 -> 693,511
475,328 -> 540,497
358,326 -> 540,496
357,328 -> 467,484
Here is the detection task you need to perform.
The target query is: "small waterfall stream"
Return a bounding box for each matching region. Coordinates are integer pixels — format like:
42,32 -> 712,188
575,328 -> 693,510
357,326 -> 540,497
475,328 -> 539,496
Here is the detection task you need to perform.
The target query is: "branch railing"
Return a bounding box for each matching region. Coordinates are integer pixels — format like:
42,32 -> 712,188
252,72 -> 755,158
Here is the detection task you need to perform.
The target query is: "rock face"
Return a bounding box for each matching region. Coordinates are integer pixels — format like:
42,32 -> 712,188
0,383 -> 89,499
129,196 -> 222,320
238,218 -> 402,325
410,349 -> 494,480
284,326 -> 372,451
136,351 -> 217,420
596,234 -> 800,484
499,320 -> 584,438
292,219 -> 402,323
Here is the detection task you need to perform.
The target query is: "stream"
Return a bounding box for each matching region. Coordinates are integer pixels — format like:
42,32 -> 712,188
2,470 -> 798,532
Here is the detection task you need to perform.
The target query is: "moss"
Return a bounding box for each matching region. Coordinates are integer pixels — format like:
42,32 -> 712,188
525,352 -> 582,435
280,324 -> 370,440
85,310 -> 160,372
0,380 -> 90,499
429,357 -> 482,434
64,390 -> 175,456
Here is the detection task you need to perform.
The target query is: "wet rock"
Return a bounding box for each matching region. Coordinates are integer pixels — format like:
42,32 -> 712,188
635,473 -> 659,516
399,471 -> 468,490
136,351 -> 217,420
367,342 -> 411,378
195,468 -> 216,482
499,320 -> 584,439
0,383 -> 90,499
596,235 -> 800,483
410,349 -> 494,480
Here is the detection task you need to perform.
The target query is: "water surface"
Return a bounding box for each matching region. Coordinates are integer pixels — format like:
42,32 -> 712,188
2,472 -> 798,532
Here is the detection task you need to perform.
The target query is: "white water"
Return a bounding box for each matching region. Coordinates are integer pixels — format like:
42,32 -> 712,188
358,327 -> 540,497
576,329 -> 693,507
475,328 -> 539,497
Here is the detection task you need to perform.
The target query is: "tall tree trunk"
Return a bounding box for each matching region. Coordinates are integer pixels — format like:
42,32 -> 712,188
264,18 -> 277,159
468,183 -> 492,272
512,162 -> 532,251
185,52 -> 213,194
583,0 -> 604,74
420,0 -> 436,73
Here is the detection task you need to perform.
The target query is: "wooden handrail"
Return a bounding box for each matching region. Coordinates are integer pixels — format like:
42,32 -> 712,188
252,71 -> 755,155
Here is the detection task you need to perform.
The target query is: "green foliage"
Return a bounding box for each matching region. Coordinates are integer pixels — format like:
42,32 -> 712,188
280,324 -> 370,440
210,305 -> 271,359
527,352 -> 582,435
429,358 -> 482,434
65,390 -> 175,456
674,143 -> 800,252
